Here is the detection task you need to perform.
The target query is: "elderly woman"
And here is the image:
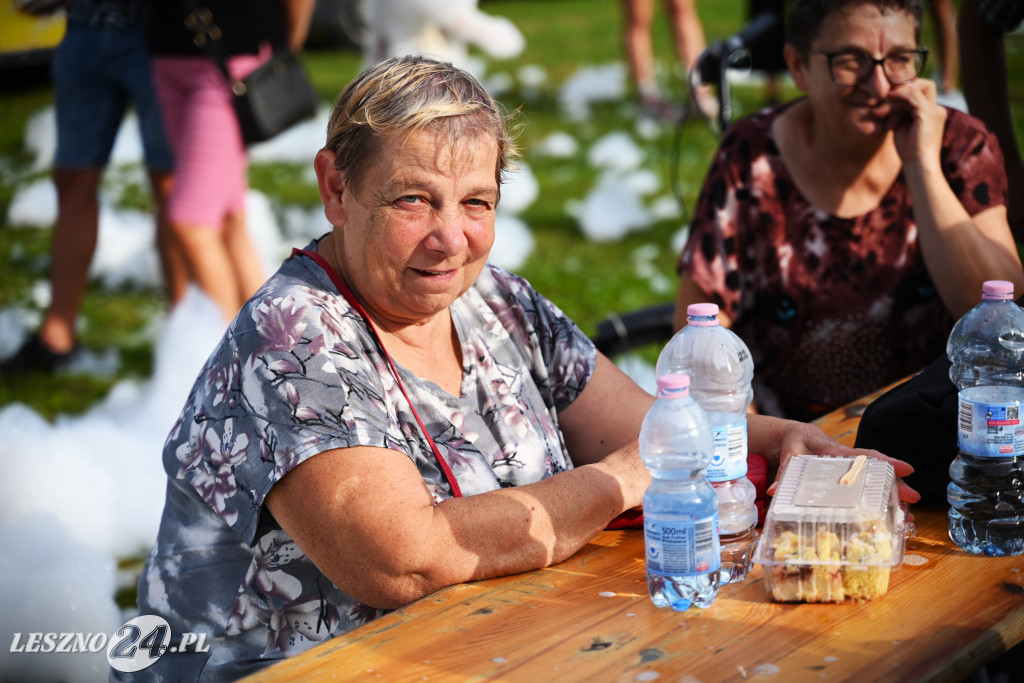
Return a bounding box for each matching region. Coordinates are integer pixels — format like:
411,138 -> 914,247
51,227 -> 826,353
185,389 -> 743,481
675,0 -> 1024,421
124,56 -> 914,680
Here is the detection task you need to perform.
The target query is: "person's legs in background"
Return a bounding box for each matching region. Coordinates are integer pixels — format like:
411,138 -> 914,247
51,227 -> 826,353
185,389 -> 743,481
168,207 -> 263,323
222,206 -> 266,305
39,167 -> 103,357
664,0 -> 717,118
622,0 -> 716,121
153,54 -> 265,324
1,21 -> 184,377
928,0 -> 965,108
170,220 -> 247,321
127,27 -> 187,307
623,0 -> 665,110
150,169 -> 188,305
2,23 -> 125,375
36,23 -> 120,363
203,50 -> 268,316
664,0 -> 706,76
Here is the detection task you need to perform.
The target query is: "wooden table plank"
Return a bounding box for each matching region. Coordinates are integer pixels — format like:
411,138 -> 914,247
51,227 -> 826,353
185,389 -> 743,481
245,507 -> 1024,683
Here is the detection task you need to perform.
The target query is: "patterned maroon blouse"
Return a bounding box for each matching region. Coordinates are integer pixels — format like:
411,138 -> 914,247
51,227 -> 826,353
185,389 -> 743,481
679,102 -> 1007,421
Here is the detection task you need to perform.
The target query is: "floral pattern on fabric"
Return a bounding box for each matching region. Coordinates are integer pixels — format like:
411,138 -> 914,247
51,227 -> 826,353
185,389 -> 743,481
679,102 -> 1007,421
118,241 -> 597,682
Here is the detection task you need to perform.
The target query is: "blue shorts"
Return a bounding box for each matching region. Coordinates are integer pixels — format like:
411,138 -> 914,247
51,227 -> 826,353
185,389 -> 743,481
52,22 -> 173,171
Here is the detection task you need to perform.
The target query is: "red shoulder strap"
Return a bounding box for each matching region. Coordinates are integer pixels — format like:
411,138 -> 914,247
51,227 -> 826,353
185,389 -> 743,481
292,247 -> 463,498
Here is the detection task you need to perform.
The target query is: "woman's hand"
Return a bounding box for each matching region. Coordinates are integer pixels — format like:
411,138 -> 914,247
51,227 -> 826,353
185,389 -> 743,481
753,416 -> 921,504
887,77 -> 948,168
887,76 -> 1024,318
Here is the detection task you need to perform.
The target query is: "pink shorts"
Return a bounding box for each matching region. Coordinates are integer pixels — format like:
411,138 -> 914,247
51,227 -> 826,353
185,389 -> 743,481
153,49 -> 267,228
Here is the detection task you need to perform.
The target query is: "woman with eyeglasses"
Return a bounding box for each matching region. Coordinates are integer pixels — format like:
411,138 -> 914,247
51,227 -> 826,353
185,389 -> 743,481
673,0 -> 1024,422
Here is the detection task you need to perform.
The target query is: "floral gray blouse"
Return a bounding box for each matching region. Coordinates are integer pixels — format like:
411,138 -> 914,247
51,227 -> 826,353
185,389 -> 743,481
121,240 -> 597,681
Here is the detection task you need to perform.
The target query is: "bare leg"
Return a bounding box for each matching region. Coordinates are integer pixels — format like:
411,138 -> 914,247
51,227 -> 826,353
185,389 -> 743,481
38,167 -> 103,354
623,0 -> 659,100
148,169 -> 188,306
221,206 -> 265,307
172,220 -> 244,323
665,0 -> 707,70
667,0 -> 717,118
170,205 -> 264,323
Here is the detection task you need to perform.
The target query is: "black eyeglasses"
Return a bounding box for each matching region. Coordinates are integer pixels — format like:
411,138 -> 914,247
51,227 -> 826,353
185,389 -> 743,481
816,47 -> 929,86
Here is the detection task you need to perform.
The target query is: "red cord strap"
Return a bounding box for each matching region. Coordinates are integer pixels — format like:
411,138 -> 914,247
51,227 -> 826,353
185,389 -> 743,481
292,247 -> 463,498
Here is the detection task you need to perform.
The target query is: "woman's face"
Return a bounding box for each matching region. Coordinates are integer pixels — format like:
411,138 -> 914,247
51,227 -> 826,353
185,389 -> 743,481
793,3 -> 919,138
324,126 -> 498,327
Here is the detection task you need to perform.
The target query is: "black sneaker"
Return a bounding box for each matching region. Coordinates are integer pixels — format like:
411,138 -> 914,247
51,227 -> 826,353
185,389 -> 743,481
0,334 -> 80,379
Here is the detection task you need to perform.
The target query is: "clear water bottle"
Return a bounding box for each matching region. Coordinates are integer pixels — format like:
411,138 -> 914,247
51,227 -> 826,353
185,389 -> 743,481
947,280 -> 1024,556
639,373 -> 721,611
656,303 -> 758,582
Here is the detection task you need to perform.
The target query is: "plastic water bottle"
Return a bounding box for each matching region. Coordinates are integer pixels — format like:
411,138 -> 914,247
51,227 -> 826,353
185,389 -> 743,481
947,280 -> 1024,556
639,373 -> 721,611
655,303 -> 758,582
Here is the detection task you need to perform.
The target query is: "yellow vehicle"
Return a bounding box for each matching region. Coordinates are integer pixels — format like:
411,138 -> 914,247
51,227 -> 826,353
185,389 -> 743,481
1,1 -> 65,70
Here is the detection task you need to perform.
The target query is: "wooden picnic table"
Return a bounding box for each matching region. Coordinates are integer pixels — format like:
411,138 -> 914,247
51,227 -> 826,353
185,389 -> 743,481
243,380 -> 1024,683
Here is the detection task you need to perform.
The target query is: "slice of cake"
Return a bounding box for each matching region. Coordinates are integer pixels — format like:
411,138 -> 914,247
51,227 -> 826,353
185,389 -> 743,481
753,455 -> 907,603
768,528 -> 844,602
842,529 -> 894,599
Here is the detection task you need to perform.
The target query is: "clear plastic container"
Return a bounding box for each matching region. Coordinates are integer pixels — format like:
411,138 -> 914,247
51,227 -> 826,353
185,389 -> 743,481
752,455 -> 911,603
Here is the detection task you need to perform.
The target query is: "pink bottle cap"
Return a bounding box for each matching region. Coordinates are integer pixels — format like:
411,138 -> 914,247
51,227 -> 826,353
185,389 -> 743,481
982,280 -> 1014,301
656,373 -> 690,399
686,303 -> 720,327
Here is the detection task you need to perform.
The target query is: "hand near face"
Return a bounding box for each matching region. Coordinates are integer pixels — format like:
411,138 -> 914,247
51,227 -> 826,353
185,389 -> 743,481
886,77 -> 948,167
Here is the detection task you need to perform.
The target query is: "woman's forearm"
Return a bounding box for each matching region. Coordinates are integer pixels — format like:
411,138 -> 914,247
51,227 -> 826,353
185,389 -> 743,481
267,442 -> 647,611
904,160 -> 1024,317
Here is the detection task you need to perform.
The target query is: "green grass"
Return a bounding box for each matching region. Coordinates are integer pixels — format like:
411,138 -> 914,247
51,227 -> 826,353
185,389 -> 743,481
1,0 -> 1022,419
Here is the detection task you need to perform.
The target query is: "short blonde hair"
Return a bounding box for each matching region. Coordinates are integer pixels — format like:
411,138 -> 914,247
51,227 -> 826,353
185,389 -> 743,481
324,55 -> 518,197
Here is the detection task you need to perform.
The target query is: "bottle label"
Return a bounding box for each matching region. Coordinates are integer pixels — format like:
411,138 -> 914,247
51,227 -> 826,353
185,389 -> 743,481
707,421 -> 748,481
644,513 -> 721,576
957,392 -> 1024,457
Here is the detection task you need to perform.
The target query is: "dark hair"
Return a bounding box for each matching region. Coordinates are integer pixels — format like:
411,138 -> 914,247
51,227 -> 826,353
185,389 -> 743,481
786,0 -> 924,57
324,55 -> 518,198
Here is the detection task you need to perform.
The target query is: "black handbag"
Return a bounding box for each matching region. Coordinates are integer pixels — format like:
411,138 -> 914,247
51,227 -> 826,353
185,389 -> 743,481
854,353 -> 958,502
184,4 -> 319,146
855,293 -> 1024,502
228,48 -> 319,145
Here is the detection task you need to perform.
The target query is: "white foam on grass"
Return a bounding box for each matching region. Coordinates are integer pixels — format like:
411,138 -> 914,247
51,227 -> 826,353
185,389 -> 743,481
0,58 -> 682,679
